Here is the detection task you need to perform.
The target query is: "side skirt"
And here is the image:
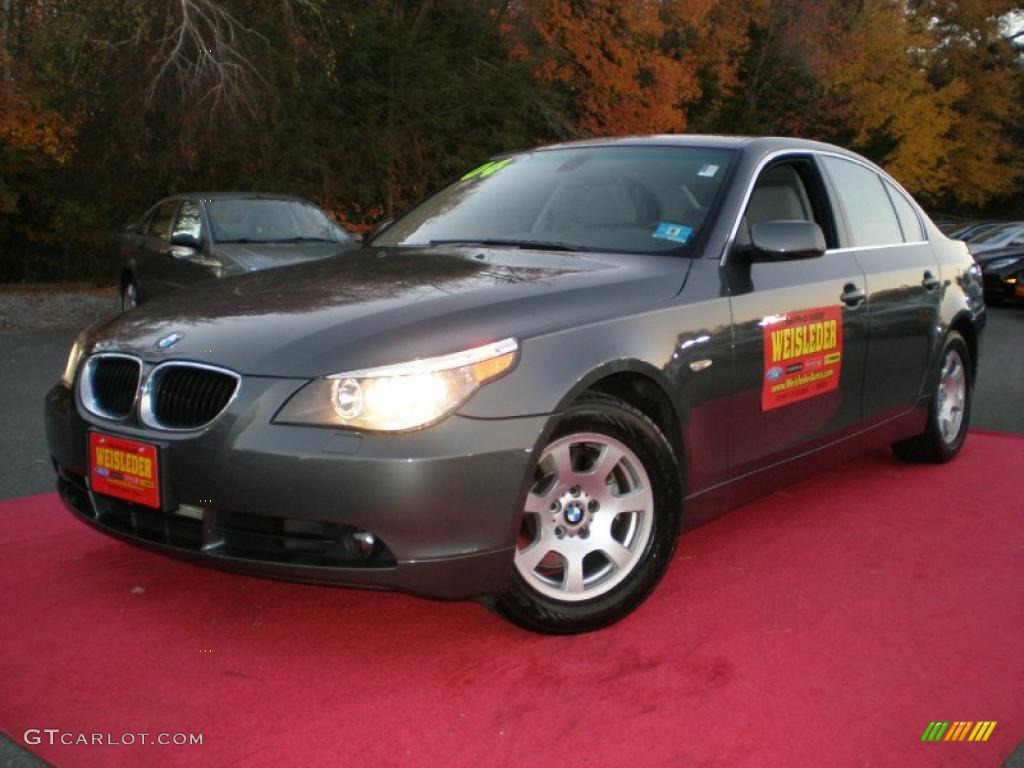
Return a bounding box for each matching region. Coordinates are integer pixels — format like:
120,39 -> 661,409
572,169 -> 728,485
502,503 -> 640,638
681,405 -> 929,530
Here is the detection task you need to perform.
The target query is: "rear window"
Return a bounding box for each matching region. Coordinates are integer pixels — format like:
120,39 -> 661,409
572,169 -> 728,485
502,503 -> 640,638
884,181 -> 925,243
822,157 -> 902,247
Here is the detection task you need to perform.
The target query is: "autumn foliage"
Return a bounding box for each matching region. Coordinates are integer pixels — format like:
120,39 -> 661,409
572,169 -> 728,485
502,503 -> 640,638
0,0 -> 1022,280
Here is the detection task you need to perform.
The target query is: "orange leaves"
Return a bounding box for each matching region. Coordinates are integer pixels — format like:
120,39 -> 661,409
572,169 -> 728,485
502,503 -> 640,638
0,85 -> 77,164
528,0 -> 700,136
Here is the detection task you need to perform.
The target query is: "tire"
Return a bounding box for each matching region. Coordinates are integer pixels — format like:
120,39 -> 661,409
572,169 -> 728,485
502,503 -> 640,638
892,331 -> 972,463
121,277 -> 139,312
494,393 -> 682,634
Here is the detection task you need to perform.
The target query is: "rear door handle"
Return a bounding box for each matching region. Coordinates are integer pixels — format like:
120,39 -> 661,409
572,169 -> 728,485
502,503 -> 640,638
840,283 -> 865,307
921,271 -> 940,291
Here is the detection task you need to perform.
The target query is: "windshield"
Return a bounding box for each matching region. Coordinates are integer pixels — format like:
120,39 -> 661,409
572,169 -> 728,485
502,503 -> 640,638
208,199 -> 352,243
373,146 -> 736,255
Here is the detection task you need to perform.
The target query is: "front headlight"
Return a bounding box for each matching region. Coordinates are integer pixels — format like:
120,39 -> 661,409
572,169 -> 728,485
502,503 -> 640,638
984,257 -> 1017,271
61,329 -> 89,388
274,338 -> 518,432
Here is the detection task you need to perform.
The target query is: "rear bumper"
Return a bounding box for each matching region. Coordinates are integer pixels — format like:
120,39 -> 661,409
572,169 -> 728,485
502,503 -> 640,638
46,381 -> 551,600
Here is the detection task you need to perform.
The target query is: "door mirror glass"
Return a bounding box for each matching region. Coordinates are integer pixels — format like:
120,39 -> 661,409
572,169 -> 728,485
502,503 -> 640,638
169,231 -> 202,250
749,220 -> 826,261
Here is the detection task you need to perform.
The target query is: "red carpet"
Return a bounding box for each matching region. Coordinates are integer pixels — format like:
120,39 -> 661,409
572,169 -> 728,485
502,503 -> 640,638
1,432 -> 1021,767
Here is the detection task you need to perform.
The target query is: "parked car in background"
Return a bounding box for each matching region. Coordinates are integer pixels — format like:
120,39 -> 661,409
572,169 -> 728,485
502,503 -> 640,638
976,247 -> 1024,304
965,221 -> 1024,256
946,220 -> 1003,240
118,193 -> 359,310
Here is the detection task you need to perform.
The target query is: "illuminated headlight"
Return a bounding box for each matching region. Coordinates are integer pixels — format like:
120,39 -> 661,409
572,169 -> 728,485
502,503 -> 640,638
274,338 -> 518,432
61,329 -> 89,388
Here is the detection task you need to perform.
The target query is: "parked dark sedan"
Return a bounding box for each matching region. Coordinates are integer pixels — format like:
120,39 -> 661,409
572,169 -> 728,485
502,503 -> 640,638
976,247 -> 1024,304
117,193 -> 358,310
47,136 -> 985,634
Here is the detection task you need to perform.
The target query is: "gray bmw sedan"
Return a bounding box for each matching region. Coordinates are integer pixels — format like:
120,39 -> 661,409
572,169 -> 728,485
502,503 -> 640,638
46,136 -> 985,633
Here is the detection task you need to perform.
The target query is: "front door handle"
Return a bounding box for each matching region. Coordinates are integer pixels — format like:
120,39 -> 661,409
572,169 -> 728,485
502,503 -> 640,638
840,283 -> 866,307
921,271 -> 940,291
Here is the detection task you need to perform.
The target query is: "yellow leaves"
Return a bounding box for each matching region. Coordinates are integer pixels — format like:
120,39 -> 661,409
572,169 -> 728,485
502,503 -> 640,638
758,0 -> 1023,205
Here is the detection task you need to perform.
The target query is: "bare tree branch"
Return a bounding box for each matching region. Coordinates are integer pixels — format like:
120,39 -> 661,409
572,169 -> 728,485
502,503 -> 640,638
144,0 -> 269,122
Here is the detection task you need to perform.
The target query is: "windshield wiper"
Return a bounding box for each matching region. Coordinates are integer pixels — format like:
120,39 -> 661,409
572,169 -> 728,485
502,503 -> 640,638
428,238 -> 584,252
218,237 -> 336,244
270,236 -> 337,243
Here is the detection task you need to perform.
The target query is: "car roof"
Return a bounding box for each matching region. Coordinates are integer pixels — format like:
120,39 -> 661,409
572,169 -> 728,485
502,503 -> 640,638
530,134 -> 861,158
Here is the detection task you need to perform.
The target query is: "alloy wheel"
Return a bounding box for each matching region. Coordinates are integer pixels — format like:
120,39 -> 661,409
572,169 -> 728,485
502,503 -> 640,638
936,348 -> 966,444
515,432 -> 654,602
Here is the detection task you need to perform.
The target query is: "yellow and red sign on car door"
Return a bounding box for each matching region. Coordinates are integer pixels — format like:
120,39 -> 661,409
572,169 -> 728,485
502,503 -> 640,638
762,305 -> 843,411
89,432 -> 160,508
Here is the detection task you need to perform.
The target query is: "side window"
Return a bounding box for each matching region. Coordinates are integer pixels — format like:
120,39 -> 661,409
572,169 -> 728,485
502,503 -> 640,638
821,156 -> 902,247
743,159 -> 838,248
147,200 -> 179,240
137,206 -> 157,235
884,181 -> 924,243
172,200 -> 203,241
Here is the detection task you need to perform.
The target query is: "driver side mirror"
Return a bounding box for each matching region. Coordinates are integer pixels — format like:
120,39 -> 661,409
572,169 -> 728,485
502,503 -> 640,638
748,220 -> 826,262
169,232 -> 203,250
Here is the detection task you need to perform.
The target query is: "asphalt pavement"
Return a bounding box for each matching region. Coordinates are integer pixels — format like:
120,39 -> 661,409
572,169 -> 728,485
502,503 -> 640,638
0,304 -> 1020,768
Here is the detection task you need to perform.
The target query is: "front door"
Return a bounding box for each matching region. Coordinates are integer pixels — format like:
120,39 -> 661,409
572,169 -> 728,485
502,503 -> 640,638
140,199 -> 182,297
726,157 -> 869,476
164,199 -> 212,289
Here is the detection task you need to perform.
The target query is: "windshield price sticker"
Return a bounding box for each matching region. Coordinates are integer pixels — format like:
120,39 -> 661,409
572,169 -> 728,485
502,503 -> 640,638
762,306 -> 843,411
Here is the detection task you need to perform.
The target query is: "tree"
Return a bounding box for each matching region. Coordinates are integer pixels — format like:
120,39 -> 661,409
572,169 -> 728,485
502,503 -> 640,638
909,0 -> 1024,208
524,0 -> 701,136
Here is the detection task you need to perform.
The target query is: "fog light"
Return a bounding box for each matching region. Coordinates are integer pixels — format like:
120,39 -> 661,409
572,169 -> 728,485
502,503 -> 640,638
352,530 -> 376,558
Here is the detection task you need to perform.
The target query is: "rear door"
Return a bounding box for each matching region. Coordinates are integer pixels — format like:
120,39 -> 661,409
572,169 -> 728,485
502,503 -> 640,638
726,155 -> 869,476
819,156 -> 941,420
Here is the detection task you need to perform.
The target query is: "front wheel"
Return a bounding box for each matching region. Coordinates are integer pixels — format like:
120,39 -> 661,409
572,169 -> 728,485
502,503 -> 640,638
892,331 -> 972,463
494,393 -> 682,634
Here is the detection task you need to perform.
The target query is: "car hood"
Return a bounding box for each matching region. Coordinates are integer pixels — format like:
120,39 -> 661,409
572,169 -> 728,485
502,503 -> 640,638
89,247 -> 691,377
215,241 -> 355,272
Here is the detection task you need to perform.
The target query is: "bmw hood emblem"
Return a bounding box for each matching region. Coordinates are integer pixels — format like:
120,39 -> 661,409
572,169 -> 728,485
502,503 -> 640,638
155,332 -> 185,350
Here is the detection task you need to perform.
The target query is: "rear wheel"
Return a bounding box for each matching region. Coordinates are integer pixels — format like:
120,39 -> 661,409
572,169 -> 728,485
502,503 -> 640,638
494,394 -> 682,634
892,331 -> 972,463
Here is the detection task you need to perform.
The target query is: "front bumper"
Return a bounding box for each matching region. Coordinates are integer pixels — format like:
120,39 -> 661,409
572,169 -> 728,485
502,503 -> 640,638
45,380 -> 550,600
